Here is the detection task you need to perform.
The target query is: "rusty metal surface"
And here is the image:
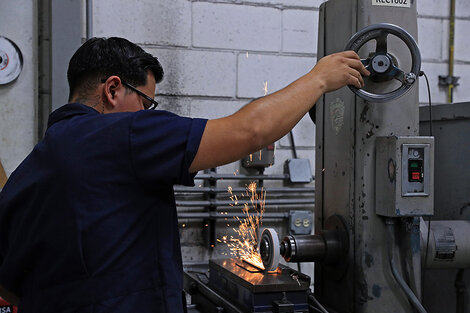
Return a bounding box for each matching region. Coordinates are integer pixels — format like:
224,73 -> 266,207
316,0 -> 421,312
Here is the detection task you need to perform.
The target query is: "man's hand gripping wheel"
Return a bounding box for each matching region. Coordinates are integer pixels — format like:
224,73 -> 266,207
345,23 -> 421,102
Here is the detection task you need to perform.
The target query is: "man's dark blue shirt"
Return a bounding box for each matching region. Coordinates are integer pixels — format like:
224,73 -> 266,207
0,103 -> 207,312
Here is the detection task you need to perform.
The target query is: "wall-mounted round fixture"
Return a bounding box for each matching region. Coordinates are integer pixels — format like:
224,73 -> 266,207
0,36 -> 23,86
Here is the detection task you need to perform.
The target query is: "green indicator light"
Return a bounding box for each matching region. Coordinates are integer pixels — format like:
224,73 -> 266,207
410,161 -> 419,168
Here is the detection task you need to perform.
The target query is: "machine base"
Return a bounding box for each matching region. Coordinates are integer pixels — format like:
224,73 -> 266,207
184,259 -> 311,313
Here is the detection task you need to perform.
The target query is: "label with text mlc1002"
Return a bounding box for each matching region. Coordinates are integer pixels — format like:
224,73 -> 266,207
372,0 -> 411,8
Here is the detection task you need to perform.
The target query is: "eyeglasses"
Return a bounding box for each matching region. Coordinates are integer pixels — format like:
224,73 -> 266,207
100,78 -> 159,110
121,81 -> 159,110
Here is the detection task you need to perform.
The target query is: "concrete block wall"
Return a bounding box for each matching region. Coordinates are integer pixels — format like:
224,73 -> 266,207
90,0 -> 470,271
417,0 -> 470,104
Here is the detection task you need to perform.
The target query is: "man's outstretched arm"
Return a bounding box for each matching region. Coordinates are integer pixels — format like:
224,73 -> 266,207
189,51 -> 369,173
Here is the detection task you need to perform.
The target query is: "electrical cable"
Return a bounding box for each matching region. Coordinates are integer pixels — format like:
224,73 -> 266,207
419,70 -> 433,296
309,305 -> 324,313
386,219 -> 428,313
308,294 -> 330,313
289,131 -> 298,159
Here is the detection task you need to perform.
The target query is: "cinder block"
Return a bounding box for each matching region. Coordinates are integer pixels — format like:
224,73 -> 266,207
418,0 -> 469,18
93,0 -> 191,46
417,18 -> 446,61
455,19 -> 470,63
456,0 -> 470,18
148,48 -> 237,97
283,10 -> 319,54
454,64 -> 470,103
248,0 -> 325,8
418,62 -> 448,105
155,96 -> 192,117
237,53 -> 316,98
417,1 -> 449,17
193,2 -> 281,51
278,114 -> 316,148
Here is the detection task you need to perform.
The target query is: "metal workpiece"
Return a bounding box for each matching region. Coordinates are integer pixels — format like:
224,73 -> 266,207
315,0 -> 420,312
183,259 -> 311,313
421,219 -> 470,269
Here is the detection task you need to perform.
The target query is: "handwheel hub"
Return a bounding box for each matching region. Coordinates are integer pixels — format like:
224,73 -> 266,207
371,54 -> 392,74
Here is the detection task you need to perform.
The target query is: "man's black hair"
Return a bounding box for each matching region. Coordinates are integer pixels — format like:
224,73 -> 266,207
67,37 -> 164,101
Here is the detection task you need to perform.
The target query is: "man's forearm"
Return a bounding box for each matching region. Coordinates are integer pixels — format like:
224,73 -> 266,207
234,73 -> 325,150
188,51 -> 367,172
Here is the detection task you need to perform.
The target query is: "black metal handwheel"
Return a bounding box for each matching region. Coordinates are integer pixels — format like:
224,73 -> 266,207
344,23 -> 421,103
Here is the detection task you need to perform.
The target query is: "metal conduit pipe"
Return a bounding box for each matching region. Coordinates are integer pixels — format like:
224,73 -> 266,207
386,219 -> 428,313
195,173 -> 291,181
86,0 -> 93,40
177,212 -> 288,219
176,198 -> 314,207
174,186 -> 315,193
448,0 -> 456,103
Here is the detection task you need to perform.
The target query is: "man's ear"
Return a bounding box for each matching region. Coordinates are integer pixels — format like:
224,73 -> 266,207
102,76 -> 122,109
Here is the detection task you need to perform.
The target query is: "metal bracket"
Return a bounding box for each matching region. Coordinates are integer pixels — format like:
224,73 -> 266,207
438,75 -> 460,87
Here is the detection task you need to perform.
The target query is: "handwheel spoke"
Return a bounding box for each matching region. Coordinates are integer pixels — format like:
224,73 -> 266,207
361,58 -> 372,72
389,65 -> 405,84
375,31 -> 389,54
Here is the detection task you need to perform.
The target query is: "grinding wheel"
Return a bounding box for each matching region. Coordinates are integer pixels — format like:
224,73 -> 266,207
258,228 -> 280,271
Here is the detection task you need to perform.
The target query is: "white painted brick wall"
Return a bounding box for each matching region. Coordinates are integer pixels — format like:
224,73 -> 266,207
283,9 -> 319,53
147,48 -> 237,97
418,17 -> 447,61
418,0 -> 469,18
237,54 -> 316,98
248,0 -> 325,8
454,64 -> 470,102
193,2 -> 281,51
455,19 -> 470,62
93,0 -> 192,46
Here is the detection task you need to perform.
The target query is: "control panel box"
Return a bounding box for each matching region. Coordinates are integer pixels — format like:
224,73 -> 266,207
376,136 -> 434,217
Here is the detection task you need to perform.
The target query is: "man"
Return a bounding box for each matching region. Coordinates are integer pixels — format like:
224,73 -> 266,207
0,37 -> 368,312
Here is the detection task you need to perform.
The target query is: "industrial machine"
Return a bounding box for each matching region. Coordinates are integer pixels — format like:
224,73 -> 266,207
183,1 -> 470,312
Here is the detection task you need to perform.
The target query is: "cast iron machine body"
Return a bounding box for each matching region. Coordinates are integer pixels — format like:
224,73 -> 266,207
314,1 -> 427,312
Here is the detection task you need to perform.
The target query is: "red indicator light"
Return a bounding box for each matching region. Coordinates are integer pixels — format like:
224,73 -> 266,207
411,172 -> 421,181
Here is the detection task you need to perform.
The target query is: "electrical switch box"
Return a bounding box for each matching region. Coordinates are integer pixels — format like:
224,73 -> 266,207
242,144 -> 275,169
376,136 -> 434,217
